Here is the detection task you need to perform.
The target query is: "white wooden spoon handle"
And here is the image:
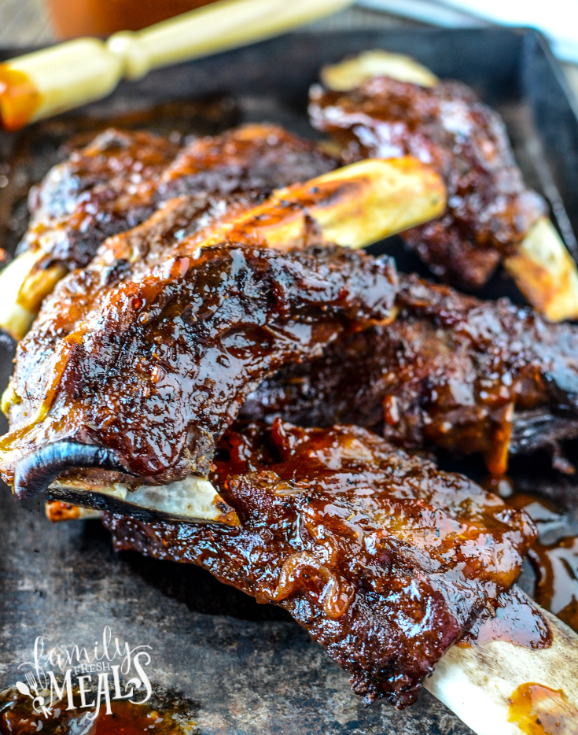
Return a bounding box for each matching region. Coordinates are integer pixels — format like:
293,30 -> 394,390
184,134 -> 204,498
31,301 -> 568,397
0,0 -> 352,130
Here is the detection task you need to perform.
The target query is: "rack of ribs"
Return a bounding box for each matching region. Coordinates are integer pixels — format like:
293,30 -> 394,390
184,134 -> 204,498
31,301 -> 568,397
1,124 -> 577,731
0,146 -> 446,516
102,419 -> 537,708
0,124 -> 338,339
5,227 -> 578,507
22,123 -> 337,274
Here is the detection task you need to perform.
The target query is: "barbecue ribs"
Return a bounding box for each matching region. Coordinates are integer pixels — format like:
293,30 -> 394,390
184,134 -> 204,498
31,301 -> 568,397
244,274 -> 578,476
104,419 -> 536,708
309,75 -> 546,291
0,124 -> 338,340
20,123 -> 335,274
0,243 -> 397,487
6,239 -> 578,489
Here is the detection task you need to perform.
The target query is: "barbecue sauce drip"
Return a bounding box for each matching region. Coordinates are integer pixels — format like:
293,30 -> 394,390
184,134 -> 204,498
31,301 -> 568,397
0,694 -> 191,734
530,538 -> 578,633
507,493 -> 578,633
0,66 -> 42,132
458,586 -> 551,649
508,683 -> 578,734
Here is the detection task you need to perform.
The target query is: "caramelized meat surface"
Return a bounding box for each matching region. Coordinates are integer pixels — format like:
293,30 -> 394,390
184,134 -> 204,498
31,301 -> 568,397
17,123 -> 336,275
159,123 -> 337,199
309,77 -> 546,290
0,245 -> 397,485
21,129 -> 179,270
16,122 -> 338,346
244,275 -> 578,476
104,420 -> 536,708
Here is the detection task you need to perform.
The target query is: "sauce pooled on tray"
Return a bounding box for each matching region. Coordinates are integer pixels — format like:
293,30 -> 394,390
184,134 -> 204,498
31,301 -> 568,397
0,689 -> 194,734
507,492 -> 578,633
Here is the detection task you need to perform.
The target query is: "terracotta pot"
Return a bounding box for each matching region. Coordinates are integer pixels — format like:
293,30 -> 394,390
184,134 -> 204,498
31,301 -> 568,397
46,0 -> 219,39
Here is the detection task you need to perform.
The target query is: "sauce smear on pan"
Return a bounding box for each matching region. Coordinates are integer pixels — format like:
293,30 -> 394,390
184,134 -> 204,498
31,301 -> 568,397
530,537 -> 578,633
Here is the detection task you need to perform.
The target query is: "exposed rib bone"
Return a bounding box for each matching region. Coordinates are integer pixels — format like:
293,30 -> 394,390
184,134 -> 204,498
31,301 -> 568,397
14,439 -> 238,524
504,216 -> 578,322
47,475 -> 239,525
0,249 -> 64,341
45,500 -> 102,522
426,589 -> 578,735
277,157 -> 444,249
321,49 -> 439,90
198,157 -> 444,253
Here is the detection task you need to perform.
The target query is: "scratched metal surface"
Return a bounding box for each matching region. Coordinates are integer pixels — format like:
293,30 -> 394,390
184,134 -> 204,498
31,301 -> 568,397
1,29 -> 578,734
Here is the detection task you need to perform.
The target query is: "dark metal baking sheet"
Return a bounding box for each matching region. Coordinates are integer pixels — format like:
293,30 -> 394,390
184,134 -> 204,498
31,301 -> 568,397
1,28 -> 578,734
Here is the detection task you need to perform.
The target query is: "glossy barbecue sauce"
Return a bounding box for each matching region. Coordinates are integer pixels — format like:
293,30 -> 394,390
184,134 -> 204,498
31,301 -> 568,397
309,76 -> 546,291
458,586 -> 551,649
507,493 -> 578,633
531,537 -> 578,632
105,421 -> 536,709
0,690 -> 192,734
0,66 -> 42,132
508,683 -> 578,735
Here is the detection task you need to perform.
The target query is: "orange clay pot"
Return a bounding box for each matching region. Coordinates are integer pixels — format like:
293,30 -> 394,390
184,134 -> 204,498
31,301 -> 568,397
46,0 -> 219,39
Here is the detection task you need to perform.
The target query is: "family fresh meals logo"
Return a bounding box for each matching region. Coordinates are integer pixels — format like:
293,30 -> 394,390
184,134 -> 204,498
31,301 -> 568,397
15,626 -> 153,719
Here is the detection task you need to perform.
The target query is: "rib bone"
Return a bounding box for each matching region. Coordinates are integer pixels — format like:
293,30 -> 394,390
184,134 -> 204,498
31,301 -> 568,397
321,49 -> 439,90
47,475 -> 239,525
199,156 -> 444,252
426,590 -> 578,735
504,216 -> 578,322
45,501 -> 102,522
0,250 -> 64,342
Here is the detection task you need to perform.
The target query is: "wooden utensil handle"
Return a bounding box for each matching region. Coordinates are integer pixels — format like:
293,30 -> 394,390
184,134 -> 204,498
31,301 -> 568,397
0,0 -> 352,130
